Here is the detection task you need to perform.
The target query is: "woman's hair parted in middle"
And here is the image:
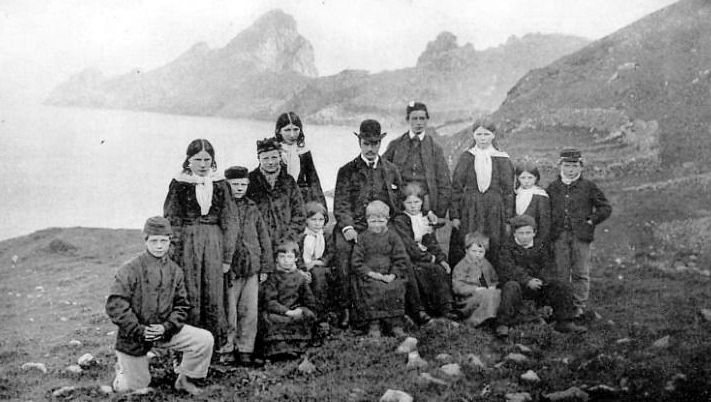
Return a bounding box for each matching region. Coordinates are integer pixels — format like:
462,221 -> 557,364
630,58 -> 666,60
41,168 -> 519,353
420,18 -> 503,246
305,201 -> 328,224
400,182 -> 425,204
274,111 -> 305,147
182,139 -> 217,173
514,161 -> 541,186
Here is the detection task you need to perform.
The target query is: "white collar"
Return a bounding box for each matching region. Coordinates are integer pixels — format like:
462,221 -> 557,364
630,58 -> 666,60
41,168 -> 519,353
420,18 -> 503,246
408,130 -> 425,141
468,145 -> 509,158
361,155 -> 379,168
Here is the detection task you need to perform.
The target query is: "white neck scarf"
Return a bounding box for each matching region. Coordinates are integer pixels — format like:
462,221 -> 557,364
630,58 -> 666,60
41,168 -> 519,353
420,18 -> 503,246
302,227 -> 326,269
281,142 -> 304,180
515,186 -> 548,216
470,146 -> 494,193
175,171 -> 216,216
407,212 -> 432,243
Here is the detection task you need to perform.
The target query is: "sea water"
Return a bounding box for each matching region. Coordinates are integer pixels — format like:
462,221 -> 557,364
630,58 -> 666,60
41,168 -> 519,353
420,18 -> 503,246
0,104 -> 400,240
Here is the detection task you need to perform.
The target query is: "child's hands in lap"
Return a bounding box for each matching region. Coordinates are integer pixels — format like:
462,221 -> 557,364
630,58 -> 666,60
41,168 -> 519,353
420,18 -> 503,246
299,270 -> 312,283
144,324 -> 165,342
527,278 -> 543,290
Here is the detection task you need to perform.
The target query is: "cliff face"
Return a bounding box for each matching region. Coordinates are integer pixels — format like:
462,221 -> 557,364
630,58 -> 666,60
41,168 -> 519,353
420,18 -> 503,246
486,0 -> 711,169
46,9 -> 589,125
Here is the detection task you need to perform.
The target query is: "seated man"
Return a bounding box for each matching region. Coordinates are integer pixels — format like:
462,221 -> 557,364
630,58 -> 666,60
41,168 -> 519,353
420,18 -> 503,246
106,216 -> 214,396
497,214 -> 587,337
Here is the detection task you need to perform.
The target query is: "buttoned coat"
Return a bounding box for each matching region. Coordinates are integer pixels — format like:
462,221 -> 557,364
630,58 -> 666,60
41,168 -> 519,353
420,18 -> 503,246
546,176 -> 612,243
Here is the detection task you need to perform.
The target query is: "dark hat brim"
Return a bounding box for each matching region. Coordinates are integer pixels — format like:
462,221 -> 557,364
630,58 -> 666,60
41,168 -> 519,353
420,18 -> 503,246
353,132 -> 387,140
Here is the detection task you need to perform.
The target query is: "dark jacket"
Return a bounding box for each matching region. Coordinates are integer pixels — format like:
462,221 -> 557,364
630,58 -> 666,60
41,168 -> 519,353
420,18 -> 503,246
247,168 -> 306,246
334,156 -> 403,233
105,251 -> 190,356
262,270 -> 317,315
498,238 -> 554,287
221,196 -> 274,278
390,212 -> 447,265
290,151 -> 328,212
382,131 -> 452,217
518,193 -> 552,245
546,176 -> 612,243
352,229 -> 409,279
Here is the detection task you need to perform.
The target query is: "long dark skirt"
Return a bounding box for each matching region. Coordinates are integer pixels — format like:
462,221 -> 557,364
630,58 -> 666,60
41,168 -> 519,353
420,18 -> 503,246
352,277 -> 407,324
412,262 -> 453,317
449,189 -> 507,266
263,309 -> 315,357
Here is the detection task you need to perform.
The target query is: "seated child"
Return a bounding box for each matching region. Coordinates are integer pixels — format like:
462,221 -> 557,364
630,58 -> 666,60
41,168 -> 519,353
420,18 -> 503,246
497,214 -> 587,337
298,201 -> 334,318
262,240 -> 317,359
451,232 -> 501,327
106,216 -> 213,396
352,200 -> 409,338
391,183 -> 455,319
220,166 -> 274,367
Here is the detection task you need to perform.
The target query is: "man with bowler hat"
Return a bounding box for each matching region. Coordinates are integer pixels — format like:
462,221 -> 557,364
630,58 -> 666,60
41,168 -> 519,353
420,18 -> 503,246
333,119 -> 431,328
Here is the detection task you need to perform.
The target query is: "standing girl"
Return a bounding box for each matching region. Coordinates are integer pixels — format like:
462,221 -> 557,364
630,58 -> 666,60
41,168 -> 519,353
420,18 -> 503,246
514,162 -> 551,245
164,139 -> 227,347
275,111 -> 327,211
449,121 -> 514,267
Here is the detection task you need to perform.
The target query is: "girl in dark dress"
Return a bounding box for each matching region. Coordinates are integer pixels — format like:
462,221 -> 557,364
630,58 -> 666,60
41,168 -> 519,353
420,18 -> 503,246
275,112 -> 327,211
164,139 -> 228,347
449,121 -> 515,267
514,162 -> 551,246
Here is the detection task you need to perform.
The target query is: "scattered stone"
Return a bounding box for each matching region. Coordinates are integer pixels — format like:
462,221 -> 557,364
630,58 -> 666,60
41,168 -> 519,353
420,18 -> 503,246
505,392 -> 532,402
60,317 -> 68,322
438,363 -> 462,378
65,365 -> 82,374
652,335 -> 671,349
520,370 -> 540,382
615,337 -> 632,345
544,386 -> 590,401
700,309 -> 711,322
11,255 -> 19,266
297,356 -> 316,374
99,385 -> 113,395
665,373 -> 688,392
465,354 -> 486,369
587,384 -> 617,396
594,311 -> 603,320
434,353 -> 453,364
619,377 -> 629,391
68,340 -> 82,348
128,387 -> 154,395
107,331 -> 116,336
347,387 -> 367,401
52,386 -> 76,397
396,337 -> 418,354
505,353 -> 528,363
379,389 -> 413,402
35,286 -> 44,292
418,372 -> 448,386
607,319 -> 615,326
406,351 -> 428,370
515,343 -> 532,354
77,353 -> 95,368
21,362 -> 47,373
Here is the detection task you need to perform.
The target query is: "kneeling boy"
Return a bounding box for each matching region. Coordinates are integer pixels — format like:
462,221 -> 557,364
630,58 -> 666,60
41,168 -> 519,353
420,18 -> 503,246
497,215 -> 586,336
106,216 -> 213,396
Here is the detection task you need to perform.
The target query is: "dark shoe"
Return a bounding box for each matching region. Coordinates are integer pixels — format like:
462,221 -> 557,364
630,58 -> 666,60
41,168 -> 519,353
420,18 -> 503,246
554,320 -> 588,334
237,353 -> 265,368
496,325 -> 509,338
338,309 -> 350,328
416,311 -> 432,326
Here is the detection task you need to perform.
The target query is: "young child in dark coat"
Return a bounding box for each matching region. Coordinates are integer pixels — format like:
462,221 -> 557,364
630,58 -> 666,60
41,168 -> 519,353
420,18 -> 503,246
497,215 -> 587,337
261,240 -> 317,359
352,200 -> 409,338
106,217 -> 213,396
546,148 -> 612,318
219,166 -> 274,367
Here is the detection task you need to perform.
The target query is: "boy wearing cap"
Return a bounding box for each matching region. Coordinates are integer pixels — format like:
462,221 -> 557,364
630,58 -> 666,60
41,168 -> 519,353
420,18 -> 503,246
219,166 -> 274,367
382,102 -> 452,221
497,214 -> 586,336
546,148 -> 612,318
106,216 -> 214,396
246,137 -> 306,247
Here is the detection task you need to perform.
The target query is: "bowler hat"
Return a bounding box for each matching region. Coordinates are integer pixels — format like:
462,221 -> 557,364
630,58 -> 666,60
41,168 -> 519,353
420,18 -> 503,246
354,119 -> 387,140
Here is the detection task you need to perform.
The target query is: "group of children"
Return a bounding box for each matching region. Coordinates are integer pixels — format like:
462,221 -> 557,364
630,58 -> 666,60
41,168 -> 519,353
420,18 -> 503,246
105,116 -> 611,396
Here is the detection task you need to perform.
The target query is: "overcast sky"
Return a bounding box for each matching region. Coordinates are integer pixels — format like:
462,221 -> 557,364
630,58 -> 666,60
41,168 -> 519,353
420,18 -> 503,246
1,0 -> 677,104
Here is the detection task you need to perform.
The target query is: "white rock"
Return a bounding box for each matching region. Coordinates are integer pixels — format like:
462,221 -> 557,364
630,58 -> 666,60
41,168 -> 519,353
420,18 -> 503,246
77,353 -> 95,368
418,372 -> 448,386
406,351 -> 428,370
68,340 -> 82,348
434,353 -> 453,364
615,338 -> 632,344
60,316 -> 68,322
396,337 -> 418,354
652,335 -> 671,349
700,309 -> 711,322
106,331 -> 116,336
439,363 -> 462,378
99,385 -> 113,395
544,387 -> 590,401
465,354 -> 486,368
52,386 -> 76,397
505,392 -> 532,402
520,370 -> 540,382
379,389 -> 413,402
594,312 -> 603,320
21,362 -> 47,373
515,343 -> 532,354
128,387 -> 154,395
11,255 -> 19,264
505,353 -> 528,363
65,365 -> 82,374
298,357 -> 316,374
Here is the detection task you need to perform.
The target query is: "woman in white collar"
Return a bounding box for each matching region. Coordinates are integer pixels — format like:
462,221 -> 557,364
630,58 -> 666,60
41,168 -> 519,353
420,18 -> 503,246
274,112 -> 327,212
449,121 -> 515,267
164,138 -> 228,349
514,162 -> 551,246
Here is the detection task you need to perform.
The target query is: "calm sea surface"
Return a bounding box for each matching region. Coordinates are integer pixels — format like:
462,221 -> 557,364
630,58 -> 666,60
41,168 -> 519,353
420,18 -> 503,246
0,104 -> 403,240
